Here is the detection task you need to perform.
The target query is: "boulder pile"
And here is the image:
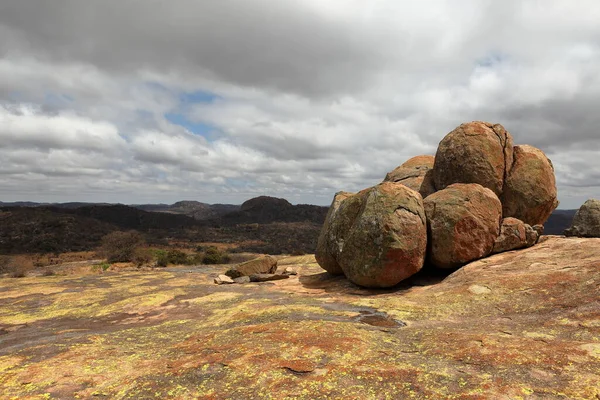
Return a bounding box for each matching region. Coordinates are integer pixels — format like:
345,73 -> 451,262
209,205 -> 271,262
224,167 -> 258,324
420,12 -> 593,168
316,121 -> 558,288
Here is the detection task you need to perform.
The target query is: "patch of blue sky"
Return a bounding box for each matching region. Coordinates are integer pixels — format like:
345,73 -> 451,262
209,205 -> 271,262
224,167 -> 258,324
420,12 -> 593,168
179,90 -> 221,104
165,112 -> 218,138
165,90 -> 223,138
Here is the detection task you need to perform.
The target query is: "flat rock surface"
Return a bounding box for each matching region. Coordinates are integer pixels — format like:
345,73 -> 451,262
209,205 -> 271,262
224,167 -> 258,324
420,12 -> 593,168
1,239 -> 599,399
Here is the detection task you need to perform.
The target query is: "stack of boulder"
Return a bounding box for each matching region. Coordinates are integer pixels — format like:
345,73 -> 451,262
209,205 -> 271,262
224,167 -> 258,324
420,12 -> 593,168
316,121 -> 558,288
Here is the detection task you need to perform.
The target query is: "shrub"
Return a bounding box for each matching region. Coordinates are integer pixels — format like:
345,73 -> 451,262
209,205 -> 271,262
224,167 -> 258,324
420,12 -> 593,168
100,231 -> 145,263
133,247 -> 153,266
0,255 -> 34,278
202,246 -> 231,265
153,249 -> 168,267
166,249 -> 189,265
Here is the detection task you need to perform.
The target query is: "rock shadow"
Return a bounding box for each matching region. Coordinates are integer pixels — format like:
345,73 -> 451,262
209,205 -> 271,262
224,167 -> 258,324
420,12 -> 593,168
298,263 -> 459,295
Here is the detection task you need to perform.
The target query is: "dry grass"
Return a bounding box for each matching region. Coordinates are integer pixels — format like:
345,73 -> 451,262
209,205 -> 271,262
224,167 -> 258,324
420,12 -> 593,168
0,255 -> 34,278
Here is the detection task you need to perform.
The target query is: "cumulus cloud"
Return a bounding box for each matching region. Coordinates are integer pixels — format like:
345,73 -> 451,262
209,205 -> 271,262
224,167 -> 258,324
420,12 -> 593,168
0,0 -> 598,206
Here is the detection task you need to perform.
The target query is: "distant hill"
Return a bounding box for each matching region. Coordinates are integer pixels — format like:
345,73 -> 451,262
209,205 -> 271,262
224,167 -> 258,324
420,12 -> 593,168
0,207 -> 117,254
135,201 -> 240,221
217,196 -> 328,226
3,196 -> 573,256
544,209 -> 576,235
0,196 -> 327,255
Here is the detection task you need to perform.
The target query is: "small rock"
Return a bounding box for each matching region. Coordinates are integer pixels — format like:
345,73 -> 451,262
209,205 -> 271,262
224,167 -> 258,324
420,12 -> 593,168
233,276 -> 251,284
283,267 -> 297,276
492,217 -> 538,254
225,255 -> 278,278
214,275 -> 234,285
249,274 -> 290,282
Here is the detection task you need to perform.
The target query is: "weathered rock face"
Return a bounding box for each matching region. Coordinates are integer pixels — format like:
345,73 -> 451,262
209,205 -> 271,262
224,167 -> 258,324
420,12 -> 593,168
424,183 -> 502,268
492,217 -> 538,254
318,121 -> 559,284
433,121 -> 514,197
316,182 -> 428,288
564,198 -> 600,237
225,256 -> 277,279
383,155 -> 436,198
315,191 -> 356,275
501,145 -> 558,226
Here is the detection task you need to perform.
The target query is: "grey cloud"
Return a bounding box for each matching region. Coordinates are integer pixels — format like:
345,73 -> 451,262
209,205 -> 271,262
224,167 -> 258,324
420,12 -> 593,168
0,1 -> 599,207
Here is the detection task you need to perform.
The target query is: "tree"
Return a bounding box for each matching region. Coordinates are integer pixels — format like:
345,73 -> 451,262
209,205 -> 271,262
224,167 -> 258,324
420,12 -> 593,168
100,231 -> 145,263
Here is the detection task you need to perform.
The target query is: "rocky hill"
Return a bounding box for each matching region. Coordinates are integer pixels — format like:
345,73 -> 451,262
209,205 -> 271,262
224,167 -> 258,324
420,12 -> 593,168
217,196 -> 328,226
1,236 -> 598,398
134,201 -> 240,220
0,196 -> 328,255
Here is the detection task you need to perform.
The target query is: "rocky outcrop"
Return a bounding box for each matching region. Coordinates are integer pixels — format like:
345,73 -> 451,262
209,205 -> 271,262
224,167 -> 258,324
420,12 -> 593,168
315,191 -> 355,275
225,256 -> 277,279
424,183 -> 502,268
318,183 -> 427,288
492,217 -> 539,254
502,145 -> 558,226
433,121 -> 514,197
564,199 -> 600,237
317,120 -> 559,287
383,155 -> 436,198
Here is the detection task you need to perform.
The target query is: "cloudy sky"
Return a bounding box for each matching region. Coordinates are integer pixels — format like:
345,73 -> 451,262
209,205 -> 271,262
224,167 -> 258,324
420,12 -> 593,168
1,1 -> 599,207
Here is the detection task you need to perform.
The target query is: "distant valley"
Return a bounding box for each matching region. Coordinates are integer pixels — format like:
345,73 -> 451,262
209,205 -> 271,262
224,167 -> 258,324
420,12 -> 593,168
0,197 -> 575,255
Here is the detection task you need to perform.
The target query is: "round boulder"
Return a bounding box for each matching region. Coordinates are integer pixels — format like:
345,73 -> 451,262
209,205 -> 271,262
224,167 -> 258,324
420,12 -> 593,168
501,145 -> 558,226
335,182 -> 428,288
564,199 -> 600,237
433,121 -> 514,197
383,155 -> 436,198
424,183 -> 502,268
492,217 -> 538,254
315,191 -> 356,275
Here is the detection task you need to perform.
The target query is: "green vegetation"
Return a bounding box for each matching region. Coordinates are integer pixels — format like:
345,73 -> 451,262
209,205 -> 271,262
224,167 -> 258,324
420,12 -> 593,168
202,246 -> 231,264
100,231 -> 145,263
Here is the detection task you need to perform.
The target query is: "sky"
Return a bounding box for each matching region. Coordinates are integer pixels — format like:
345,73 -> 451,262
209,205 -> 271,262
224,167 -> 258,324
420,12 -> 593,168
0,1 -> 599,207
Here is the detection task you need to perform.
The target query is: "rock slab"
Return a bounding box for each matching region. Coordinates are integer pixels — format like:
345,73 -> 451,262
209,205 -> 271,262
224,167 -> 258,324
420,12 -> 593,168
214,274 -> 235,285
225,255 -> 278,279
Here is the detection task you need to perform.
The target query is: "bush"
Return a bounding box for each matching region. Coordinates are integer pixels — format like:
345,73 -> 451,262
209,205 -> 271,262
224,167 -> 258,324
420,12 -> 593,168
133,247 -> 153,266
153,249 -> 168,267
100,231 -> 145,263
202,246 -> 231,265
166,249 -> 188,265
0,256 -> 34,278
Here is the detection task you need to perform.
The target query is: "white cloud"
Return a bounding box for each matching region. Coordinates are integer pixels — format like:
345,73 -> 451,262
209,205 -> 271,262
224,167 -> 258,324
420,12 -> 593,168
0,1 -> 598,207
